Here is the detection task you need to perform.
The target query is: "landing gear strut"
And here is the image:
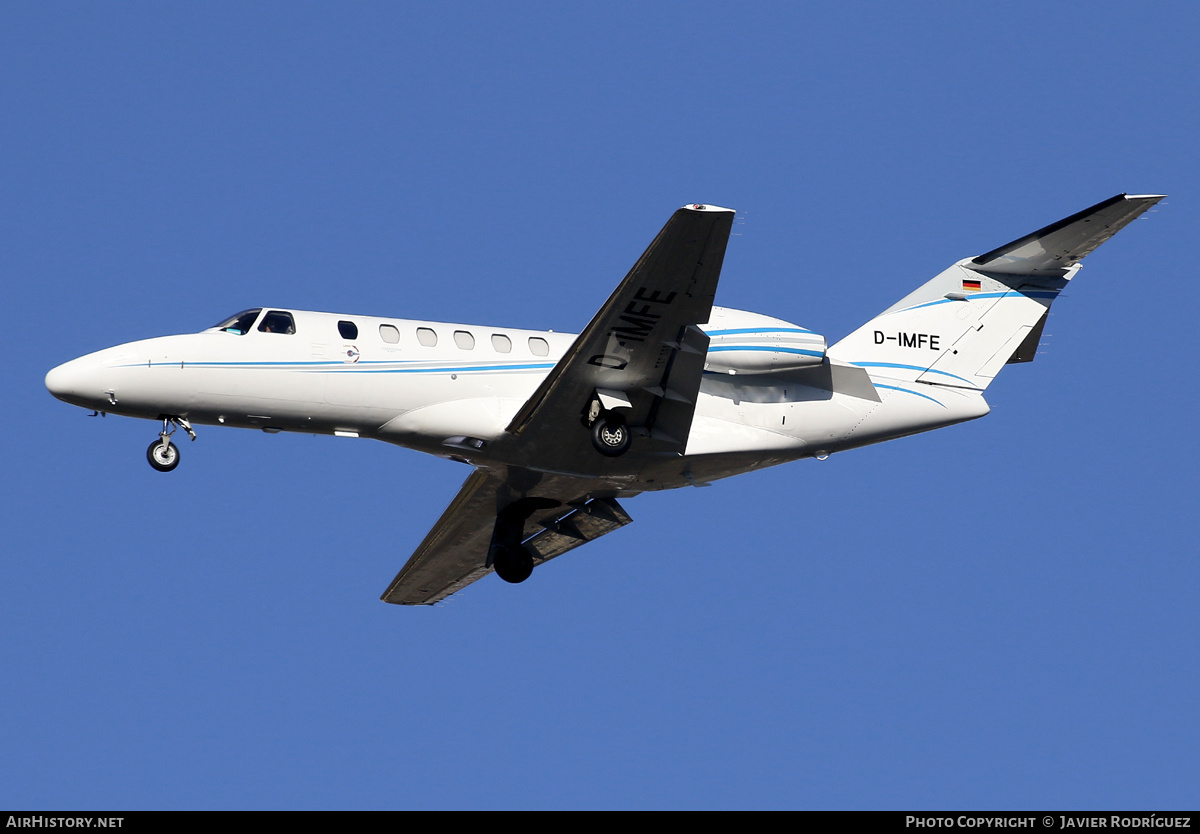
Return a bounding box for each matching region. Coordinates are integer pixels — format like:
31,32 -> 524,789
146,417 -> 196,473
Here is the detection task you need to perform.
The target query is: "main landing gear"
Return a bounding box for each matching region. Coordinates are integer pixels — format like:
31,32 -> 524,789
146,417 -> 196,473
491,542 -> 534,584
584,396 -> 632,457
590,412 -> 631,457
489,496 -> 559,585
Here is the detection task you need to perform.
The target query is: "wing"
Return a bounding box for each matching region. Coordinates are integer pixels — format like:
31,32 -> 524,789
499,203 -> 736,468
382,204 -> 734,605
380,467 -> 634,606
971,193 -> 1165,277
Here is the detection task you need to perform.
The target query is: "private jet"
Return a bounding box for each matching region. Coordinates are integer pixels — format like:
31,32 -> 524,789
46,195 -> 1163,604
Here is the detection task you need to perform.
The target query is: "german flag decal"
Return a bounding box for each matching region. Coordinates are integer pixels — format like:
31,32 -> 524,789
962,278 -> 982,292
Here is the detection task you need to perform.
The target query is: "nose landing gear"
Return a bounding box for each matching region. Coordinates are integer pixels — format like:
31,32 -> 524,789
147,438 -> 179,471
146,417 -> 196,472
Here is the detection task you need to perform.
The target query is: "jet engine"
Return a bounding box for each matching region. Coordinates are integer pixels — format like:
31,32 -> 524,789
701,307 -> 826,375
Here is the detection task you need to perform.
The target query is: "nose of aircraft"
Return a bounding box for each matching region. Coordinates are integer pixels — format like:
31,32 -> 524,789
45,355 -> 104,407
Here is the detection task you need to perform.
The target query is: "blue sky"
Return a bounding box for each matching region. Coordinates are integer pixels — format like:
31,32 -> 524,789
2,2 -> 1197,809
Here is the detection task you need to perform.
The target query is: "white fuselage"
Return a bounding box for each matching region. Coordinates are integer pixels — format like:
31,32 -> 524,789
46,305 -> 989,491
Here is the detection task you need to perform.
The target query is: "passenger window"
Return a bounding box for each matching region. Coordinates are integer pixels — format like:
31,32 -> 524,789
528,337 -> 549,356
416,327 -> 437,347
379,324 -> 400,344
258,311 -> 296,334
338,320 -> 358,340
454,330 -> 475,350
491,334 -> 512,353
215,309 -> 262,335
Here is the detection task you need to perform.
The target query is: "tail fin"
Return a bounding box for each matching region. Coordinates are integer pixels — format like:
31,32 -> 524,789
827,194 -> 1164,391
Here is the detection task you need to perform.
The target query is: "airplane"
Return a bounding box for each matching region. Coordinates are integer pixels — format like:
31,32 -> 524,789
45,194 -> 1164,604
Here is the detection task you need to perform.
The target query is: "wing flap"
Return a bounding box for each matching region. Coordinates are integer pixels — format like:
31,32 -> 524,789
637,328 -> 709,449
524,497 -> 633,563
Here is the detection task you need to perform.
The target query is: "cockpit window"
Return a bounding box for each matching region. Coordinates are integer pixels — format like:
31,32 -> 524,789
214,309 -> 262,335
258,311 -> 296,335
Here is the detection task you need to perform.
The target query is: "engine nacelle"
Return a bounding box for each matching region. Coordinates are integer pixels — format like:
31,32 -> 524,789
701,307 -> 826,375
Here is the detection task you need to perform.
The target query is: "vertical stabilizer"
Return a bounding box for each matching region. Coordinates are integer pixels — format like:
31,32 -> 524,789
827,194 -> 1163,391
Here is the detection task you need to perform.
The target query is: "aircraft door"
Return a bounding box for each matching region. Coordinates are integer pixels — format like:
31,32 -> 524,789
323,343 -> 375,407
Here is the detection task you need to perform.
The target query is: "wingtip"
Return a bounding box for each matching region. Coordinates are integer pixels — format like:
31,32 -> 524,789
681,203 -> 735,213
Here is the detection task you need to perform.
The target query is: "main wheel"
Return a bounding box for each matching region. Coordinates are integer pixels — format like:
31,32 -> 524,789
492,544 -> 534,584
147,439 -> 180,472
591,413 -> 631,457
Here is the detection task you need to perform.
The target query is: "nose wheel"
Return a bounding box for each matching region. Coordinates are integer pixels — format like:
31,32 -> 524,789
146,417 -> 195,472
147,438 -> 180,472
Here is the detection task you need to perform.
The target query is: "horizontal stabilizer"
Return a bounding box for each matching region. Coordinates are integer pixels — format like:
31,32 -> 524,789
971,193 -> 1164,277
